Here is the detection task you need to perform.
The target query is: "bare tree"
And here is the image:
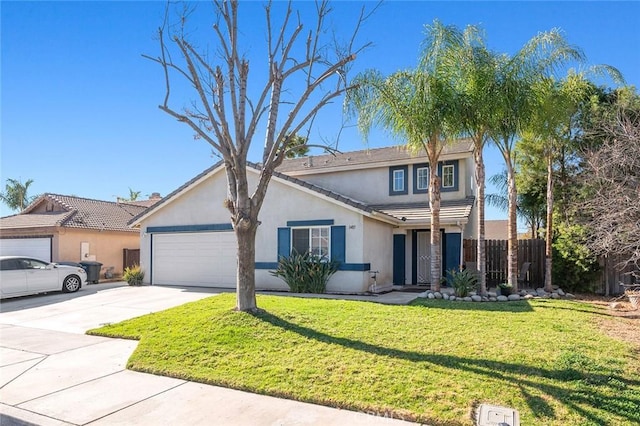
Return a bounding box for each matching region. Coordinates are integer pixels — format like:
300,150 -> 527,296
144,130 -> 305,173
581,107 -> 640,276
145,1 -> 374,312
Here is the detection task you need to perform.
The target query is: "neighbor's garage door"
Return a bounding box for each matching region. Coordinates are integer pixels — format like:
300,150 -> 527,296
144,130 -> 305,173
152,232 -> 237,288
0,237 -> 52,262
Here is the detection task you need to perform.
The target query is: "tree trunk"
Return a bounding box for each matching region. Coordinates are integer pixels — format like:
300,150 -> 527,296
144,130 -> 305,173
474,146 -> 487,296
235,224 -> 258,312
506,160 -> 519,291
544,153 -> 554,293
429,158 -> 442,292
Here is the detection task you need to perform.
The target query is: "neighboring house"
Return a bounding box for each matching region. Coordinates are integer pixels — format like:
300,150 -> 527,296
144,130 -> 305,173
0,194 -> 157,277
130,141 -> 477,293
485,220 -> 509,240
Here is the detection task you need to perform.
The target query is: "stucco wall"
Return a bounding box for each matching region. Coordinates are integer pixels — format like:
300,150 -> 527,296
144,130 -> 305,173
363,217 -> 394,288
291,157 -> 472,204
57,228 -> 140,276
138,167 -> 390,293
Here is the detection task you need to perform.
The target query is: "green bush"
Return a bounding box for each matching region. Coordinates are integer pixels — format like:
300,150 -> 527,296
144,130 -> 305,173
270,251 -> 339,293
447,268 -> 478,297
552,222 -> 600,293
123,264 -> 145,286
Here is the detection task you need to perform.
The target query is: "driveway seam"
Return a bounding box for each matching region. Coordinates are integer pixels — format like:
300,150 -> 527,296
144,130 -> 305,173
0,402 -> 78,426
82,380 -> 188,426
0,355 -> 48,391
13,369 -> 129,407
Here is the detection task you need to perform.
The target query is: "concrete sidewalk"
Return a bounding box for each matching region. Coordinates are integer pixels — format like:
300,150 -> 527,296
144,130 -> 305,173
0,285 -> 418,425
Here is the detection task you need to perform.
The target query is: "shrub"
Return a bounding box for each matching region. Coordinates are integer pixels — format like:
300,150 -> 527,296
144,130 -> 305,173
123,264 -> 145,286
270,251 -> 339,293
498,282 -> 513,295
552,222 -> 600,292
447,268 -> 478,297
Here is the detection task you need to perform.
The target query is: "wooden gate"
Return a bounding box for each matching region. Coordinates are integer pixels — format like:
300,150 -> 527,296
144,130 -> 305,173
123,248 -> 140,270
463,239 -> 545,288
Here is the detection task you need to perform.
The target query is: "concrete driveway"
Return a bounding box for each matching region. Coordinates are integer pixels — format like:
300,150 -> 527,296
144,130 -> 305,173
0,284 -> 417,425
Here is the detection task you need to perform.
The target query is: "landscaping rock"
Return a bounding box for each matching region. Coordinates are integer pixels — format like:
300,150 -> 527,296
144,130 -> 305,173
471,295 -> 482,302
463,296 -> 473,302
508,294 -> 521,301
551,293 -> 560,299
482,296 -> 489,302
434,291 -> 443,299
489,297 -> 497,302
487,291 -> 497,298
565,293 -> 575,299
536,288 -> 546,296
497,295 -> 508,302
418,291 -> 429,298
557,288 -> 566,296
519,290 -> 528,297
524,294 -> 535,300
427,292 -> 436,299
443,293 -> 449,300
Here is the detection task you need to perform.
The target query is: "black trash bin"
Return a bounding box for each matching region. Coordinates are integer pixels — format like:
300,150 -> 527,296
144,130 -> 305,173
80,261 -> 103,284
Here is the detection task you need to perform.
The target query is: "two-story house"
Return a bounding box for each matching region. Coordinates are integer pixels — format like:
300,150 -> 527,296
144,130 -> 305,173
130,140 -> 477,293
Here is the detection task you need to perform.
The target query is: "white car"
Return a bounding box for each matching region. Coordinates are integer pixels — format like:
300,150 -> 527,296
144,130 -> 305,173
0,256 -> 87,299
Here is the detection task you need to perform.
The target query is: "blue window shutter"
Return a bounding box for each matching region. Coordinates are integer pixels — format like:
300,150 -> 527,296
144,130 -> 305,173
277,227 -> 291,259
331,226 -> 346,263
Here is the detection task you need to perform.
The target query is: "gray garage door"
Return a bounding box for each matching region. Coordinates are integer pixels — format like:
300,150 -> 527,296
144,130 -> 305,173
0,237 -> 52,262
152,231 -> 237,288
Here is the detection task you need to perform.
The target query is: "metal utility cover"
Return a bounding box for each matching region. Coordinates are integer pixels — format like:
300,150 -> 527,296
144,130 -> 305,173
476,403 -> 520,426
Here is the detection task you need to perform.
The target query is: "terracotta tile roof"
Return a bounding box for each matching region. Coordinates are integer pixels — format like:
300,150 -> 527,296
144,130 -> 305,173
0,211 -> 73,229
1,194 -> 148,232
276,139 -> 474,174
369,196 -> 475,224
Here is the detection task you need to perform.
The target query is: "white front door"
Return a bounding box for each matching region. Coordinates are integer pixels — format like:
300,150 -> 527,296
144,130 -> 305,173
152,232 -> 237,288
417,231 -> 430,284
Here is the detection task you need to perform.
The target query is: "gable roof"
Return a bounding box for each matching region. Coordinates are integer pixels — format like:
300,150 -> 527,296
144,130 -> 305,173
129,161 -> 401,227
276,139 -> 474,175
0,194 -> 148,232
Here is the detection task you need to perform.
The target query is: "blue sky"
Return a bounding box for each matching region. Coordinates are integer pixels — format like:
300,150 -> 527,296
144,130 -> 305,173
2,1 -> 639,223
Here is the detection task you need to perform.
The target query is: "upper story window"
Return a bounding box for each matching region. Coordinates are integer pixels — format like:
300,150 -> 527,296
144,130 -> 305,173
442,164 -> 455,188
292,226 -> 330,259
412,160 -> 459,194
389,166 -> 408,195
413,163 -> 429,194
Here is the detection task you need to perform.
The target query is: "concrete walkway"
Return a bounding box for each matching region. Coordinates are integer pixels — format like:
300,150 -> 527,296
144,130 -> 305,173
0,284 -> 418,425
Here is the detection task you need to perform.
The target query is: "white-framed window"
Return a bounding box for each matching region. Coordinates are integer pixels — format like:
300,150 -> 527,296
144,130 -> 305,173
442,164 -> 455,188
416,166 -> 429,190
393,169 -> 405,192
291,226 -> 330,258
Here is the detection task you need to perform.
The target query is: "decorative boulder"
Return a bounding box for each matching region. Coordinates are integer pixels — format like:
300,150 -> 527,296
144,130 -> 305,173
557,288 -> 566,296
487,292 -> 497,298
508,294 -> 521,301
463,296 -> 473,302
497,295 -> 509,302
489,297 -> 497,302
551,293 -> 560,299
524,294 -> 535,300
427,292 -> 436,299
443,293 -> 450,300
471,295 -> 482,302
565,293 -> 575,299
434,292 -> 443,299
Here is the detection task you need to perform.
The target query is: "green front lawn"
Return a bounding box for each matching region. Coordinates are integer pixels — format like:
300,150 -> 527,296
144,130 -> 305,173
88,294 -> 639,425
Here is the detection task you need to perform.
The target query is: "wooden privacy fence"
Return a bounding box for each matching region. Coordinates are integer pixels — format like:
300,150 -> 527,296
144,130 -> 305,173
463,239 -> 545,288
596,254 -> 638,296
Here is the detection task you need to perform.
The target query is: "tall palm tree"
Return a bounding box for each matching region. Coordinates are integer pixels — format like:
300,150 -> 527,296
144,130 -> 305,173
348,21 -> 464,290
0,178 -> 37,212
488,29 -> 583,291
437,25 -> 496,296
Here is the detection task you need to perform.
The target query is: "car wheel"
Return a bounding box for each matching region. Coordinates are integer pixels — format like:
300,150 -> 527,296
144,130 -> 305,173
62,275 -> 81,293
